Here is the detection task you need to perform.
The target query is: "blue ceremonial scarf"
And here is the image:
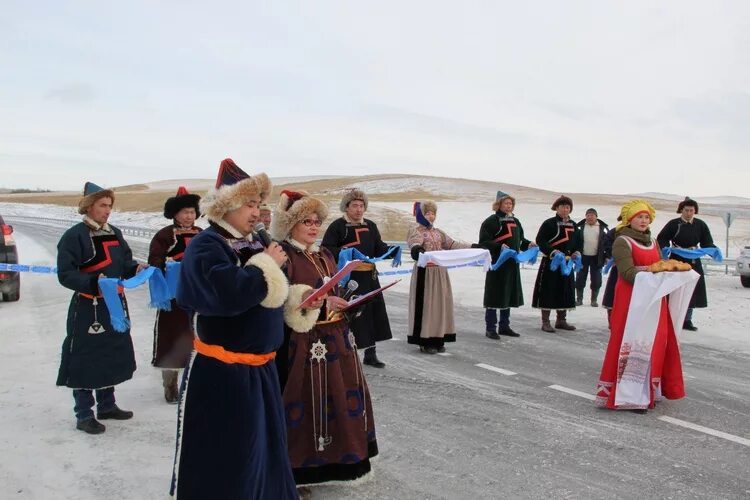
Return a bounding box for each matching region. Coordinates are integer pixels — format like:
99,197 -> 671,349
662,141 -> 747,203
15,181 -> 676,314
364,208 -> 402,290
490,247 -> 539,271
99,267 -> 172,332
166,261 -> 181,298
336,246 -> 402,285
602,258 -> 615,275
0,263 -> 57,274
549,252 -> 582,276
661,246 -> 723,262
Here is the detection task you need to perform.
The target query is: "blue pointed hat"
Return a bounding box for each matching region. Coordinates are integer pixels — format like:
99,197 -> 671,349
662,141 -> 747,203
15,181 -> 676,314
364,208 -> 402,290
493,190 -> 515,211
78,181 -> 115,214
83,181 -> 105,196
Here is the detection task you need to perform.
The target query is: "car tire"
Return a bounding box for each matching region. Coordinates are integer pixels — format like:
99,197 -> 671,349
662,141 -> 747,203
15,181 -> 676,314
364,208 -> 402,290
2,291 -> 19,302
741,275 -> 750,288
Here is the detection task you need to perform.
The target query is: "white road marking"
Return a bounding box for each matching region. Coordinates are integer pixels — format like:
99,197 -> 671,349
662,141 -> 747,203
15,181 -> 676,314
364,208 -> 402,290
437,352 -> 452,357
658,416 -> 750,448
475,363 -> 517,376
548,384 -> 596,401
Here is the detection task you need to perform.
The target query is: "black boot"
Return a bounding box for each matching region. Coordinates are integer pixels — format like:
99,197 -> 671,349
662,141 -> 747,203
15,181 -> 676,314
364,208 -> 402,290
575,288 -> 584,307
98,405 -> 134,420
363,348 -> 386,368
498,326 -> 520,337
683,320 -> 698,331
485,329 -> 500,340
76,418 -> 106,434
591,289 -> 599,307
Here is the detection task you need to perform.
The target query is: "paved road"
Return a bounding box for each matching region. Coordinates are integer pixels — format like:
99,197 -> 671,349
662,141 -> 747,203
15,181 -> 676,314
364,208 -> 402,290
10,220 -> 750,500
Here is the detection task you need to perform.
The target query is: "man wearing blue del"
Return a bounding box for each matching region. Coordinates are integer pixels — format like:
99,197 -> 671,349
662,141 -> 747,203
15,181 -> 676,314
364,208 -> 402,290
169,158 -> 297,499
56,182 -> 145,434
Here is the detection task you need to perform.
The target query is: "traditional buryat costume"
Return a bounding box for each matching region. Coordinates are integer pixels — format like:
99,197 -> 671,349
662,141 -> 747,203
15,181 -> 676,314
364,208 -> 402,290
56,182 -> 138,432
170,159 -> 297,499
148,187 -> 202,403
478,191 -> 533,338
273,190 -> 378,487
406,200 -> 471,352
321,189 -> 396,367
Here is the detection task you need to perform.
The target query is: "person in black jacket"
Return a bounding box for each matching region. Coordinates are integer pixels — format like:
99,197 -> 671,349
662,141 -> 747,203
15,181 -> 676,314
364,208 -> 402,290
575,208 -> 609,307
531,195 -> 583,332
656,197 -> 716,331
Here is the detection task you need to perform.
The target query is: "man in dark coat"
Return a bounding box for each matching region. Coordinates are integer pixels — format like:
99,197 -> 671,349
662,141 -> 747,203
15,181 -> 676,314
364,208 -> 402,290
532,195 -> 583,332
575,208 -> 609,307
321,188 -> 396,368
170,159 -> 297,499
656,197 -> 716,331
56,182 -> 145,434
148,186 -> 201,403
478,190 -> 535,339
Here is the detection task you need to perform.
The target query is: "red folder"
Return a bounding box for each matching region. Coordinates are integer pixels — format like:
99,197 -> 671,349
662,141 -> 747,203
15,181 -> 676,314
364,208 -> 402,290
298,259 -> 363,309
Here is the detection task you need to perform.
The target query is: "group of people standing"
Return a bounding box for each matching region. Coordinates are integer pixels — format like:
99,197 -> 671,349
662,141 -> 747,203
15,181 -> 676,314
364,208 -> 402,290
53,158 -> 718,498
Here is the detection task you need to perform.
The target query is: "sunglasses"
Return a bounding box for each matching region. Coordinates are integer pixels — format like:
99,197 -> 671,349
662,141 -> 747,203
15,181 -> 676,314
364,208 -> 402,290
301,219 -> 323,227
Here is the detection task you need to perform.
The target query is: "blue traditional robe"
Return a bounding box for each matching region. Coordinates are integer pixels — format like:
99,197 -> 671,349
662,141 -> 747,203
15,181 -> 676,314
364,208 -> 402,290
170,224 -> 297,500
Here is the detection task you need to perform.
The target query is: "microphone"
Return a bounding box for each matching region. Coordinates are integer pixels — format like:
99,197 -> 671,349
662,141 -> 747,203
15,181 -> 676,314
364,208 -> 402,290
342,280 -> 359,301
254,222 -> 273,247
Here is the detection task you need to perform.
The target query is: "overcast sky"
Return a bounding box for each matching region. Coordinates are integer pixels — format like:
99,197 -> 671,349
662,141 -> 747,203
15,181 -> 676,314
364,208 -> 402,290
2,1 -> 749,196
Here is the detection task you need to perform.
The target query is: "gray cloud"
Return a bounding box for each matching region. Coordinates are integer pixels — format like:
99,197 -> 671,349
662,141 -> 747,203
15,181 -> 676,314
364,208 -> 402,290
45,83 -> 96,104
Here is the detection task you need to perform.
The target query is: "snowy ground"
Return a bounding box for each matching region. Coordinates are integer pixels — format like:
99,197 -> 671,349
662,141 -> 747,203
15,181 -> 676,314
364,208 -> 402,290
1,211 -> 750,499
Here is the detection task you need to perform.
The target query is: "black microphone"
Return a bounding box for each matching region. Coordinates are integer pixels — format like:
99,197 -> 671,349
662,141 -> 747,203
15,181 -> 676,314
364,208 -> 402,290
254,222 -> 273,247
342,280 -> 359,300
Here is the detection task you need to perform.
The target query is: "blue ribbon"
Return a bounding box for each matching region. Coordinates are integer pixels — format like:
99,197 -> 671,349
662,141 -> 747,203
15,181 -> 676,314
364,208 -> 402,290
490,247 -> 540,271
0,263 -> 57,274
549,252 -> 582,276
336,246 -> 402,285
661,247 -> 723,262
602,258 -> 615,275
99,267 -> 172,332
166,261 -> 181,298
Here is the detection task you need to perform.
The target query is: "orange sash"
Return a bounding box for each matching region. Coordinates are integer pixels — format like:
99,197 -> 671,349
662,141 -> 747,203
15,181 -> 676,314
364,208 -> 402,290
194,338 -> 276,366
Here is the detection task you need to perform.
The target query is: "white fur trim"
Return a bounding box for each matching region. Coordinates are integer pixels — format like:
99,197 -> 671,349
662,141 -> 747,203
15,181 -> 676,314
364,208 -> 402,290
284,284 -> 320,333
246,252 -> 289,308
287,238 -> 319,253
213,218 -> 246,239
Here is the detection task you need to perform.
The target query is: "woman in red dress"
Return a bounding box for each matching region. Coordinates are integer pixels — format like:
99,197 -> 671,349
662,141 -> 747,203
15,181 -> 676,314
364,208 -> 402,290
595,200 -> 685,412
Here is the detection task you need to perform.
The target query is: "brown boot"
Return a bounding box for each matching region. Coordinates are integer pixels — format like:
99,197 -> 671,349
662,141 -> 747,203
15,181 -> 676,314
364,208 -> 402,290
555,310 -> 576,330
541,310 -> 555,332
162,370 -> 179,404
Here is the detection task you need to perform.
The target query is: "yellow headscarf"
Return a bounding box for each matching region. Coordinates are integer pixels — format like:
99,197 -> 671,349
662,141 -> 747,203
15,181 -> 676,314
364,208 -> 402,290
615,199 -> 656,232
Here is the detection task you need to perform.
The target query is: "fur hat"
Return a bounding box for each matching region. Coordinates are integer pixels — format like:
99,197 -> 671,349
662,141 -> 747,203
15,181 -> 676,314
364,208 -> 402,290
78,181 -> 115,215
271,190 -> 329,241
677,197 -> 699,214
200,158 -> 272,221
259,203 -> 272,213
163,186 -> 201,219
339,188 -> 368,212
492,190 -> 516,211
551,195 -> 574,211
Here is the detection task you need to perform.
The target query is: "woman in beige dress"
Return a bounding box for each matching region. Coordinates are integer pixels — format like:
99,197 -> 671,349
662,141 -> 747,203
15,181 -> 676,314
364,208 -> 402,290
407,200 -> 471,354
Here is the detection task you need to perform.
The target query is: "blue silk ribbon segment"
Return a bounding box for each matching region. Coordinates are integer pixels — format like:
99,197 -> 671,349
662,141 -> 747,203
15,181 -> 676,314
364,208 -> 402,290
99,267 -> 172,332
166,261 -> 182,298
490,247 -> 539,271
336,246 -> 402,285
661,247 -> 723,262
549,252 -> 582,276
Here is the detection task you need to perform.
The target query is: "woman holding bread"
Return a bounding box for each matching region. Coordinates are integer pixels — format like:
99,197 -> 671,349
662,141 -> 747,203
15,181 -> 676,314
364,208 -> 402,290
595,200 -> 688,412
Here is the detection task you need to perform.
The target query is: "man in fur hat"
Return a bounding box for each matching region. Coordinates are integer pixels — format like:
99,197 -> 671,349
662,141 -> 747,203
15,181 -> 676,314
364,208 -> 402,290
531,195 -> 583,332
170,159 -> 297,499
657,197 -> 716,331
56,182 -> 146,434
148,186 -> 202,403
259,202 -> 272,230
321,188 -> 395,368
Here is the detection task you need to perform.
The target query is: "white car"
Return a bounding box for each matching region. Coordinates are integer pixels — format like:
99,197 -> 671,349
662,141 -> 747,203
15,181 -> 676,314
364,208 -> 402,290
737,246 -> 750,288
